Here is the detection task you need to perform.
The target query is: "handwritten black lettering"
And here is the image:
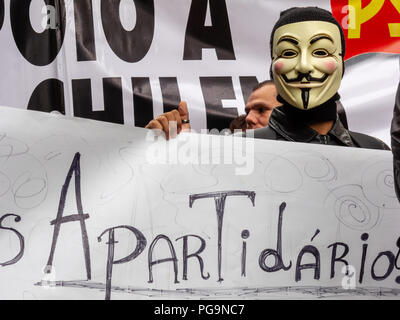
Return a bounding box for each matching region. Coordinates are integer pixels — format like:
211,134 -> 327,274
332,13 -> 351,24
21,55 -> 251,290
395,237 -> 400,270
371,251 -> 395,281
359,233 -> 369,284
259,202 -> 292,273
45,152 -> 91,279
98,225 -> 147,300
241,230 -> 250,277
148,235 -> 179,284
176,235 -> 210,281
295,245 -> 321,282
328,242 -> 349,279
0,214 -> 24,266
189,191 -> 255,282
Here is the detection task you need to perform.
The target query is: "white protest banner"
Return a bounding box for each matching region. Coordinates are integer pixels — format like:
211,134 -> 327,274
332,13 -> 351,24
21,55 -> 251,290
0,106 -> 399,300
0,0 -> 398,144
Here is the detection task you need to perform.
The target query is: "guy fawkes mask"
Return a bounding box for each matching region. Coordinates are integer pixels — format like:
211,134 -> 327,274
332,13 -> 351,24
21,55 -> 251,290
272,21 -> 343,110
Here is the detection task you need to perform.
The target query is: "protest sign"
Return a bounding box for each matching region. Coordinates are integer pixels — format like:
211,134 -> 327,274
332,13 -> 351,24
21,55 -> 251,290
0,106 -> 398,299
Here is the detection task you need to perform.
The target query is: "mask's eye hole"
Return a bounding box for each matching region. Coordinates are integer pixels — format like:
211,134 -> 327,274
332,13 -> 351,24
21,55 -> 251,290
281,50 -> 297,58
313,49 -> 329,57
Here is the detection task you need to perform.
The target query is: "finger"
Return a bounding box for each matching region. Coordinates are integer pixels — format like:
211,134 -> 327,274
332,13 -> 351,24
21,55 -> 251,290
156,115 -> 170,140
171,109 -> 182,127
170,109 -> 182,134
178,101 -> 191,131
163,111 -> 175,122
161,112 -> 179,139
145,120 -> 165,139
145,119 -> 163,130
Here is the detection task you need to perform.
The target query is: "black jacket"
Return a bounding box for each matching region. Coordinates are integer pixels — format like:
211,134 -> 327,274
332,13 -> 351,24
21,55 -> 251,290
244,105 -> 390,150
391,82 -> 400,200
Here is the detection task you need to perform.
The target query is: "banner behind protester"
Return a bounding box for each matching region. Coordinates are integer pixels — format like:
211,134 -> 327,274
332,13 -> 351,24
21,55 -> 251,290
0,0 -> 398,144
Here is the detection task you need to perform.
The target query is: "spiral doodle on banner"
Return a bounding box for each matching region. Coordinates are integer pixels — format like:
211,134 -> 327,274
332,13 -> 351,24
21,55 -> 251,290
325,185 -> 381,231
0,136 -> 29,160
282,150 -> 338,182
303,154 -> 338,182
264,155 -> 303,193
12,171 -> 47,209
361,161 -> 399,209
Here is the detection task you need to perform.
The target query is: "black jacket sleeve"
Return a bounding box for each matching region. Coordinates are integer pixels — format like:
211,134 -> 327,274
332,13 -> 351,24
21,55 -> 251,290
391,82 -> 400,201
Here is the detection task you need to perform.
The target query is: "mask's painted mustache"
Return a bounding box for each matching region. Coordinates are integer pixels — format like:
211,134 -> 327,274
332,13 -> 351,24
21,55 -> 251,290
282,72 -> 329,83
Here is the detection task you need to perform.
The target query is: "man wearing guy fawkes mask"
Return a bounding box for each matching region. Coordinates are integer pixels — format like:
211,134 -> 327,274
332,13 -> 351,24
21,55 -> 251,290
246,7 -> 389,150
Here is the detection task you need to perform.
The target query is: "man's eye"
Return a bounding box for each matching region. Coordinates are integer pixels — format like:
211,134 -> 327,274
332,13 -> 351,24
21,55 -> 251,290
281,50 -> 297,58
313,49 -> 329,57
258,108 -> 267,114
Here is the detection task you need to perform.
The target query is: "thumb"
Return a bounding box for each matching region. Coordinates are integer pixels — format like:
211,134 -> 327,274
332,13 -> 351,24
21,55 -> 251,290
178,101 -> 189,119
178,101 -> 191,131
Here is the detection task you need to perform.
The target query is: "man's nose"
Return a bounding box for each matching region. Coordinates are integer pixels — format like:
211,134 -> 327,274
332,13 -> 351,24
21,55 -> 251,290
246,111 -> 257,128
295,50 -> 313,74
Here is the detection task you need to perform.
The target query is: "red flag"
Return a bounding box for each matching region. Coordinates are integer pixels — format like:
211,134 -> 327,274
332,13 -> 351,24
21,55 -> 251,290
331,0 -> 400,60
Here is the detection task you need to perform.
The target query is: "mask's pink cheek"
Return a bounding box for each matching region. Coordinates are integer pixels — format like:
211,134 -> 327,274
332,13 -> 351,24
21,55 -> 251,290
325,60 -> 338,73
274,61 -> 285,74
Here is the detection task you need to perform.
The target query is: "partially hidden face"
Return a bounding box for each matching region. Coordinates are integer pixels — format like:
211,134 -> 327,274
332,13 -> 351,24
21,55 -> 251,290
272,21 -> 343,110
245,84 -> 281,129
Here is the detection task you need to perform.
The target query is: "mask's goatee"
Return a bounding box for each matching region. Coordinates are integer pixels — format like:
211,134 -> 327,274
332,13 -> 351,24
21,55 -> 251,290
301,89 -> 310,109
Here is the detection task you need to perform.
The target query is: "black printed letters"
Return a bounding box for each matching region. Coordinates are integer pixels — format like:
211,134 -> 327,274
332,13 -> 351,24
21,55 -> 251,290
10,0 -> 66,66
101,0 -> 155,63
184,0 -> 235,60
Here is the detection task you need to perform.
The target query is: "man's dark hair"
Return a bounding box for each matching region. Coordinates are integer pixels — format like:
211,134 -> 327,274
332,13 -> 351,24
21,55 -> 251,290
252,79 -> 275,92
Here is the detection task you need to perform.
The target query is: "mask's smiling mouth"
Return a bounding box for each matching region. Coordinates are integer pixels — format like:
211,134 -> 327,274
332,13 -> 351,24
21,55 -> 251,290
281,72 -> 329,88
280,72 -> 330,109
287,82 -> 325,88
